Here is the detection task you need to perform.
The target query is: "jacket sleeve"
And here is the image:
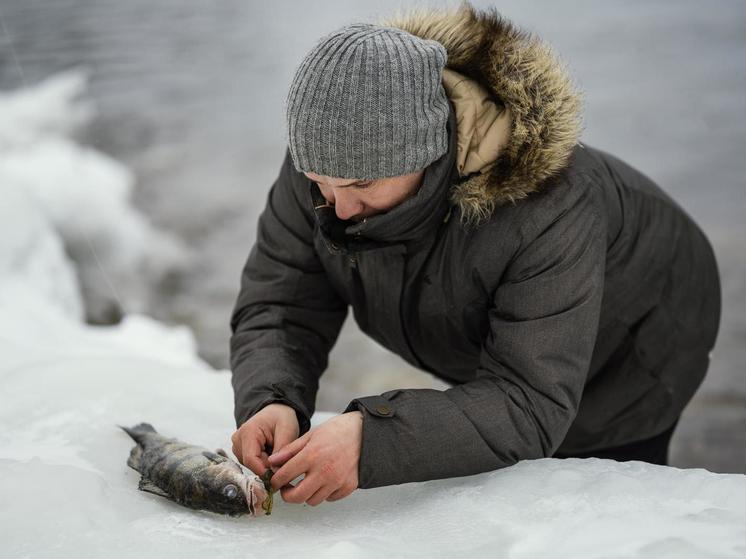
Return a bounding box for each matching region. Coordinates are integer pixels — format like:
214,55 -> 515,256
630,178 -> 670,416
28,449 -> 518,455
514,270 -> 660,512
230,149 -> 348,435
344,186 -> 607,488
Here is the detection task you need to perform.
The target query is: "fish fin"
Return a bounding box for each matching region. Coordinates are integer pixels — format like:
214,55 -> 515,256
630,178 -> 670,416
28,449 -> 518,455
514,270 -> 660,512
131,422 -> 156,433
214,449 -> 244,473
127,444 -> 143,472
202,450 -> 228,464
119,423 -> 158,445
138,477 -> 171,499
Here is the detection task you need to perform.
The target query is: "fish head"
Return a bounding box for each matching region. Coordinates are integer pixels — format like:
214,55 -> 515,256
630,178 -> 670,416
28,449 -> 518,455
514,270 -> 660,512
202,464 -> 269,516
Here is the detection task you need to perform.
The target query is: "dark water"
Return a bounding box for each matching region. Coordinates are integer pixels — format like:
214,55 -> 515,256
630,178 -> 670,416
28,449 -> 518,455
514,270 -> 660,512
2,0 -> 745,472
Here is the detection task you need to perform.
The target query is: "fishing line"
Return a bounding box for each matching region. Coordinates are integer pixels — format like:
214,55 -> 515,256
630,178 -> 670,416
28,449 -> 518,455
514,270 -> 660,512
0,5 -> 125,312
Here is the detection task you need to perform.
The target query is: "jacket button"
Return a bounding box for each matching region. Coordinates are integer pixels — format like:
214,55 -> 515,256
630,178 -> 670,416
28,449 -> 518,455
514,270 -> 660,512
375,404 -> 392,416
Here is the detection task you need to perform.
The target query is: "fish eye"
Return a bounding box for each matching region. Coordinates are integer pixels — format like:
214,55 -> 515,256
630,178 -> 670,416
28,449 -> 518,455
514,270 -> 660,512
222,484 -> 239,499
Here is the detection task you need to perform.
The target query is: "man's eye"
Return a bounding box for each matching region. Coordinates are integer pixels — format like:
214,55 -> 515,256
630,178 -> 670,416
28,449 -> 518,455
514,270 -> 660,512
354,182 -> 373,189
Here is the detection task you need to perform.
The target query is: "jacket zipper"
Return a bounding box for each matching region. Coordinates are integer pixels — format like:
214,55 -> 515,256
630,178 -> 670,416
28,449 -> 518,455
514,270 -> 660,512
398,206 -> 454,372
348,252 -> 368,330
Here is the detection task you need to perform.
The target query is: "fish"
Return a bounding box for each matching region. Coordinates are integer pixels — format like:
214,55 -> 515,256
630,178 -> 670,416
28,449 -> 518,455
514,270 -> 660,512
120,422 -> 270,516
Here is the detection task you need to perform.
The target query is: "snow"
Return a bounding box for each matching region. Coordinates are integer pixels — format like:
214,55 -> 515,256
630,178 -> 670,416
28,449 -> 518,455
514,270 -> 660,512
2,74 -> 746,559
0,70 -> 189,323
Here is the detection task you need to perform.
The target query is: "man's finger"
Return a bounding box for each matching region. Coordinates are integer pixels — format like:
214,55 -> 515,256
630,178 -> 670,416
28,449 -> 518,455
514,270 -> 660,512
306,484 -> 337,507
231,433 -> 242,463
272,424 -> 298,457
326,485 -> 354,502
268,432 -> 309,469
270,446 -> 311,490
240,434 -> 270,476
280,474 -> 323,504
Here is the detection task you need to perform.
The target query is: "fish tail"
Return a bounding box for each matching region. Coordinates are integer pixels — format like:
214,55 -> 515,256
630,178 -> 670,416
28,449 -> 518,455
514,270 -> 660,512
127,443 -> 143,472
119,422 -> 158,445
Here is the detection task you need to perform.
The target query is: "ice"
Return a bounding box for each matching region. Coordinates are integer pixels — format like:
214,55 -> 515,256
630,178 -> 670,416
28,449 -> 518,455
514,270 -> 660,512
2,73 -> 746,558
0,70 -> 189,323
2,355 -> 746,559
0,182 -> 83,320
0,70 -> 93,148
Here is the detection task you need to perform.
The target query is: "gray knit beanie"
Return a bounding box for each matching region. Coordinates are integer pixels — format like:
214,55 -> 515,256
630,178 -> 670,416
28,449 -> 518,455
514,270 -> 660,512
284,22 -> 450,180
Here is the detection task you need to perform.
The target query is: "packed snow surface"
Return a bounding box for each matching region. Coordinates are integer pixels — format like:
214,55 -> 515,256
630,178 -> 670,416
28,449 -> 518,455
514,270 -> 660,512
2,73 -> 746,559
2,353 -> 746,559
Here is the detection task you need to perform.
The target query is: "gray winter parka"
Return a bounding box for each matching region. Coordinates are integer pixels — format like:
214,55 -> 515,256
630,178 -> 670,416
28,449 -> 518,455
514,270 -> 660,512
230,4 -> 721,489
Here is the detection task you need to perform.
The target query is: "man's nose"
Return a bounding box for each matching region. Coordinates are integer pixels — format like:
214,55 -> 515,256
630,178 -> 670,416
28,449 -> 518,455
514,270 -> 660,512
332,189 -> 364,221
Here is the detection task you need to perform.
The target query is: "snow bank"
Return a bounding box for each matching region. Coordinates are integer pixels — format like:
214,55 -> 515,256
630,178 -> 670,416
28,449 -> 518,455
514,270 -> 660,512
0,71 -> 189,323
1,73 -> 746,559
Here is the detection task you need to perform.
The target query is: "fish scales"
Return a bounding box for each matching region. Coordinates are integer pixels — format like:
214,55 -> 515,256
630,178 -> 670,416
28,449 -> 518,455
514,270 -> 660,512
146,446 -> 209,504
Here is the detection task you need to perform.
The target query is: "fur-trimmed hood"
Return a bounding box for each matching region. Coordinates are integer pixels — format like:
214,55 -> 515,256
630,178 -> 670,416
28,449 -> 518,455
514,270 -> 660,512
381,2 -> 585,224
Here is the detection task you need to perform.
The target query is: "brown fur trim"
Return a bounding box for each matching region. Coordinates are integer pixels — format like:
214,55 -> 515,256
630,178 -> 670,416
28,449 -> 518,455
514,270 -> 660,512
380,2 -> 585,225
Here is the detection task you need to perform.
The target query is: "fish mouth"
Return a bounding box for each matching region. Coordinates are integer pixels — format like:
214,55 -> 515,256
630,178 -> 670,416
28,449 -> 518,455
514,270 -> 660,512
244,478 -> 268,516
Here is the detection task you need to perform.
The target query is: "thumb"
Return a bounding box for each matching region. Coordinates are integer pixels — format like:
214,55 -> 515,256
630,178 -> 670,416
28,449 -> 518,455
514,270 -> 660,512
272,424 -> 298,457
268,431 -> 309,468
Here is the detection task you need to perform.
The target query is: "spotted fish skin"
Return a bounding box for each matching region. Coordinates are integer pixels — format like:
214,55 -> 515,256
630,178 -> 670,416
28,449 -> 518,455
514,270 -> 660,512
121,422 -> 268,516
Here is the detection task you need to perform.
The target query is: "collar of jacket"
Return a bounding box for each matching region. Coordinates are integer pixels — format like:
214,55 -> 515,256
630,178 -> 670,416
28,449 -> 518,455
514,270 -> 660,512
311,98 -> 459,253
381,2 -> 584,225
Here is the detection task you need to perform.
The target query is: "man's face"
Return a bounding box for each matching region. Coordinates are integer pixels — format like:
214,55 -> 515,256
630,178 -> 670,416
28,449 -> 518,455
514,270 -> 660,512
304,169 -> 425,223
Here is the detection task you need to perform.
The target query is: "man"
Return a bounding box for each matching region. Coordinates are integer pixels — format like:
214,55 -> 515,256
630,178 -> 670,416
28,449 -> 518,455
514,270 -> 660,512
229,4 -> 721,507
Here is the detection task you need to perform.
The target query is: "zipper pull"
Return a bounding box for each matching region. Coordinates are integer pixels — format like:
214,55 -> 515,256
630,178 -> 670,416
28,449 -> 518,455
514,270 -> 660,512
348,254 -> 358,269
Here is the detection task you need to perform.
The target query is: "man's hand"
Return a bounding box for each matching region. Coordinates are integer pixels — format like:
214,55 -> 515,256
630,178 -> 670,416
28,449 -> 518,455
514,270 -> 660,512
231,403 -> 300,476
268,411 -> 363,506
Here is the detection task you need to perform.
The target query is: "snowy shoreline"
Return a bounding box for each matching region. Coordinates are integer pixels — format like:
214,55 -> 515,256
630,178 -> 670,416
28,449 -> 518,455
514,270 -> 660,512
2,74 -> 746,558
